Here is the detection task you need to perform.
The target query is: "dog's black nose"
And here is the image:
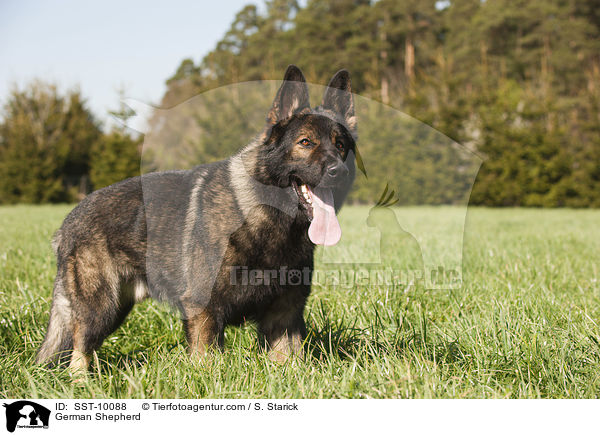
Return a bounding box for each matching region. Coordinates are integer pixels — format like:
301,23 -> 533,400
327,162 -> 348,178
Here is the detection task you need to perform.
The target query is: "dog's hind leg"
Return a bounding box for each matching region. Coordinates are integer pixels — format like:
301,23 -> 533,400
36,272 -> 74,367
65,253 -> 138,375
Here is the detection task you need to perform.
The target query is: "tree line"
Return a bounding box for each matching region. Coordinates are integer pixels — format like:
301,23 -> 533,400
1,0 -> 598,206
162,0 -> 600,207
0,82 -> 141,203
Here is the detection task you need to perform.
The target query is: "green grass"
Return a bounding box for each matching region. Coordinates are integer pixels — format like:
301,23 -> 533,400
1,204 -> 599,398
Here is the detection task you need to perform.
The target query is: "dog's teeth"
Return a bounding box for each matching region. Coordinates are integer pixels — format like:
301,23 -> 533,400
297,184 -> 312,205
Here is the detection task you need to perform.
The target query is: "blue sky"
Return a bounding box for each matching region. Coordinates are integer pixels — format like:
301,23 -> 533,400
0,0 -> 257,125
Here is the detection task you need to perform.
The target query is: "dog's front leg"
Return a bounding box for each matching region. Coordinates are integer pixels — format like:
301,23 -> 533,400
182,307 -> 222,357
258,287 -> 309,363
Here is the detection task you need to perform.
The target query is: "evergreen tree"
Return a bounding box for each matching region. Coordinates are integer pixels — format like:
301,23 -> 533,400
157,0 -> 600,207
0,81 -> 101,203
89,130 -> 141,190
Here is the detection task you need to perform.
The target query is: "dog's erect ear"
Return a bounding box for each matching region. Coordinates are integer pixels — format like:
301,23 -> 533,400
266,65 -> 310,125
322,69 -> 356,135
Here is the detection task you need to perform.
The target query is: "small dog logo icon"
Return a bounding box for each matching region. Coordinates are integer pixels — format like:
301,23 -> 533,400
3,401 -> 50,432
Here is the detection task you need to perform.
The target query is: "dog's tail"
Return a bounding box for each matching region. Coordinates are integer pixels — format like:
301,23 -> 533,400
36,275 -> 73,367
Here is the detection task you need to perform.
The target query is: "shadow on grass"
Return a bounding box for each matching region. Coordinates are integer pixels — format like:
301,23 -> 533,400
94,338 -> 183,374
95,349 -> 150,373
305,301 -> 470,367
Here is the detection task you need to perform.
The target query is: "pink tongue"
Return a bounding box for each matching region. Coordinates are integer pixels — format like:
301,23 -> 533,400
307,187 -> 341,246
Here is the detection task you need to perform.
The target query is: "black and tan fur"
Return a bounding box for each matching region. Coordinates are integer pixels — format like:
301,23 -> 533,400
36,65 -> 357,370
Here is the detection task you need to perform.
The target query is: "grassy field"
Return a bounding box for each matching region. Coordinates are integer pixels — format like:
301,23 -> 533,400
1,204 -> 599,398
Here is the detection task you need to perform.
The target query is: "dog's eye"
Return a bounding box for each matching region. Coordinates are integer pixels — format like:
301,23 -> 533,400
298,138 -> 312,147
336,141 -> 345,152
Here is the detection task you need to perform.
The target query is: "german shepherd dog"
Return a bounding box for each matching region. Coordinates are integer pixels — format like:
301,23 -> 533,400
36,65 -> 357,371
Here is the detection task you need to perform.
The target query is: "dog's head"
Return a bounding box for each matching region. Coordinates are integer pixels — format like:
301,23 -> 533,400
254,65 -> 357,245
